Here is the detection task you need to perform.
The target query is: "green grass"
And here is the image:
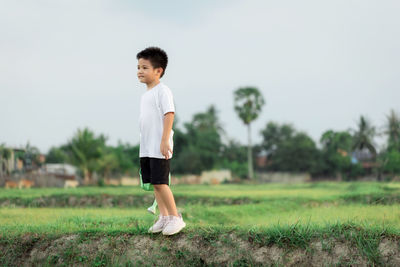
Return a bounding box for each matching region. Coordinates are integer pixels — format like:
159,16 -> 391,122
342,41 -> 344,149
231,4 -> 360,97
0,181 -> 399,237
0,203 -> 398,237
1,181 -> 399,267
1,181 -> 398,199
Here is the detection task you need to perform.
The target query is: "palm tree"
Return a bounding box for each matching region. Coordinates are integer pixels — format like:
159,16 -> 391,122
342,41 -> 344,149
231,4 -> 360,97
351,115 -> 379,179
191,105 -> 225,132
233,87 -> 265,179
376,109 -> 400,180
351,115 -> 377,157
98,152 -> 119,182
65,127 -> 107,185
191,104 -> 228,144
383,109 -> 400,152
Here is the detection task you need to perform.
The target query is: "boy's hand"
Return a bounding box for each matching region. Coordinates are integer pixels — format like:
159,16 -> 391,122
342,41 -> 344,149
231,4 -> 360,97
160,139 -> 173,159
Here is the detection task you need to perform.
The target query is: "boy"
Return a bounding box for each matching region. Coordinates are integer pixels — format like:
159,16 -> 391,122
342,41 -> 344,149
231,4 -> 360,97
137,46 -> 186,235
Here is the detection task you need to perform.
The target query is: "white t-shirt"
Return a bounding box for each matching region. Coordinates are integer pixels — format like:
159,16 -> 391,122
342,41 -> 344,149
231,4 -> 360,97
139,82 -> 175,159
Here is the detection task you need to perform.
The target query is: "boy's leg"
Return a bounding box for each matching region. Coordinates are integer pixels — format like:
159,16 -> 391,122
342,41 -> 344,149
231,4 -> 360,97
154,189 -> 169,216
150,158 -> 178,216
153,184 -> 178,217
141,157 -> 161,215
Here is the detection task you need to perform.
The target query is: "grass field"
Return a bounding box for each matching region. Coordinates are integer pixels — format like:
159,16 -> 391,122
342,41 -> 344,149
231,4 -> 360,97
1,181 -> 399,266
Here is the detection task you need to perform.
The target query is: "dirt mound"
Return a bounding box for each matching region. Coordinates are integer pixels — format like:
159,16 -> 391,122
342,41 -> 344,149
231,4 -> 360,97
1,230 -> 399,266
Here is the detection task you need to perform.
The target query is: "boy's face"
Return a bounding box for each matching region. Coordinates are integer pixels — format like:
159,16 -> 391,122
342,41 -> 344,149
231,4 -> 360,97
137,58 -> 163,84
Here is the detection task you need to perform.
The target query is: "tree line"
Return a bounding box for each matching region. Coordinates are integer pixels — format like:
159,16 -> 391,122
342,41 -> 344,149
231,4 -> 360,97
1,87 -> 399,184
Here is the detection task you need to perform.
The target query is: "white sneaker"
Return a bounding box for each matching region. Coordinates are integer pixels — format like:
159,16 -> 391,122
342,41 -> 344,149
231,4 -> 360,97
148,215 -> 169,233
162,213 -> 186,235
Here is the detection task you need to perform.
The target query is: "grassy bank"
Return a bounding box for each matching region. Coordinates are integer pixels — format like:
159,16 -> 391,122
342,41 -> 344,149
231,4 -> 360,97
0,181 -> 399,266
1,222 -> 399,266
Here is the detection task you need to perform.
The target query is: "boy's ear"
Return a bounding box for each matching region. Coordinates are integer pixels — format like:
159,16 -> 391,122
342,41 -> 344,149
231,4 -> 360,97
156,67 -> 164,77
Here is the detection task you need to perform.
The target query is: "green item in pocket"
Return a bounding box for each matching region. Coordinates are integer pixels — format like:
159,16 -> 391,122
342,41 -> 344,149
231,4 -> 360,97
139,168 -> 171,191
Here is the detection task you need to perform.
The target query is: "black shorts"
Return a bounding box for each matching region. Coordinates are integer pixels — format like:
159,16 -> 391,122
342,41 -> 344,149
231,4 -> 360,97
140,157 -> 170,185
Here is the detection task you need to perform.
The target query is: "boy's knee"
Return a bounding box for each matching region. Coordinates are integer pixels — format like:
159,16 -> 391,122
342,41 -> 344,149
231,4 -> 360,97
153,184 -> 167,190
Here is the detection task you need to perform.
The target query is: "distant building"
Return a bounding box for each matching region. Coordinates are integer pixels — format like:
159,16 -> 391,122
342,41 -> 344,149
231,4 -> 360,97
352,148 -> 374,162
1,146 -> 48,173
351,148 -> 380,169
256,150 -> 269,168
44,163 -> 78,176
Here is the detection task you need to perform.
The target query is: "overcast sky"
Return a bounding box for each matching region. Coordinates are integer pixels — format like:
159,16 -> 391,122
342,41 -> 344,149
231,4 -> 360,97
1,0 -> 399,154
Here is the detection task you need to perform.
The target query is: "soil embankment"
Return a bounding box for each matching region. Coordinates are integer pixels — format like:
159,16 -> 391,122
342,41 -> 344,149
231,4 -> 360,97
1,229 -> 399,266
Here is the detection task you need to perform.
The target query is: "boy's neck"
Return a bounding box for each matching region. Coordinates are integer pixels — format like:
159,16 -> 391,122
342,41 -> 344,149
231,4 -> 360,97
146,79 -> 161,90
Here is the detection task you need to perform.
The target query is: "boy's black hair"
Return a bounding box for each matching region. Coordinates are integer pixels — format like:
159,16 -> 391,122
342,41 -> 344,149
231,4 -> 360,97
136,47 -> 168,78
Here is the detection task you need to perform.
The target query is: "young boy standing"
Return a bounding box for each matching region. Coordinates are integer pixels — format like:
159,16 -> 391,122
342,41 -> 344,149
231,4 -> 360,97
137,47 -> 186,235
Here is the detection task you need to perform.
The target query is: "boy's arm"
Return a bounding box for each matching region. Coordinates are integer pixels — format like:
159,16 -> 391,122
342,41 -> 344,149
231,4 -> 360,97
162,112 -> 174,142
160,112 -> 174,159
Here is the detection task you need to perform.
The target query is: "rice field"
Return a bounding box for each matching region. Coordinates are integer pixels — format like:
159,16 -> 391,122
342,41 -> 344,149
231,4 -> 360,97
0,181 -> 399,236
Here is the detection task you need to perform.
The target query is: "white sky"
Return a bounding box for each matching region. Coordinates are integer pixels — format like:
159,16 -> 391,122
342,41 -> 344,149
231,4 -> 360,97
1,0 -> 399,154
